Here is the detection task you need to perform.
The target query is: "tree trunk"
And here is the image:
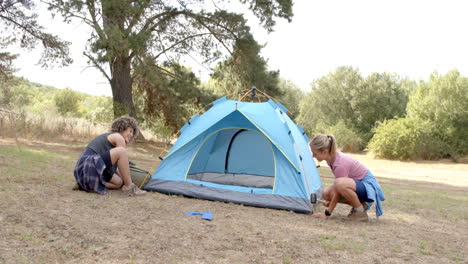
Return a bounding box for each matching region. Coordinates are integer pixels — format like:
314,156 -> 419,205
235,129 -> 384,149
110,56 -> 136,118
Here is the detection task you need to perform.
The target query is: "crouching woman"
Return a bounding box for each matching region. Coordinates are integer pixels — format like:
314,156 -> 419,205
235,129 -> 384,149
310,134 -> 384,221
73,116 -> 146,196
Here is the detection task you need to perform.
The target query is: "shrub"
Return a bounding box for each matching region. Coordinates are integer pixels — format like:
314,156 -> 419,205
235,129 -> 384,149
80,96 -> 114,123
406,70 -> 468,158
315,120 -> 362,153
297,67 -> 411,146
54,88 -> 82,116
368,117 -> 443,160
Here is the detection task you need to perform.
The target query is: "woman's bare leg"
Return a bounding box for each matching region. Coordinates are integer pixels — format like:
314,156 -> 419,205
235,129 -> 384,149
334,178 -> 361,208
109,147 -> 132,187
104,174 -> 123,189
323,184 -> 353,206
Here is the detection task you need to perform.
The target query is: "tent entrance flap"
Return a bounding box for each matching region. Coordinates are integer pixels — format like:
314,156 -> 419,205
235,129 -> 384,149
187,128 -> 275,189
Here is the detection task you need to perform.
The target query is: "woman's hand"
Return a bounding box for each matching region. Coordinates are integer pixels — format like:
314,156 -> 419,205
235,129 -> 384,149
311,213 -> 329,220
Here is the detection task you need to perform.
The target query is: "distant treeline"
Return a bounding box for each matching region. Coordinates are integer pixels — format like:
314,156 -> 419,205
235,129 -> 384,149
1,66 -> 467,161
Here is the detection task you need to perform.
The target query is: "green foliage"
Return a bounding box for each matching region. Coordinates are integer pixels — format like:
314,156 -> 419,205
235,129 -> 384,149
276,78 -> 303,119
0,0 -> 71,69
0,76 -> 114,125
211,36 -> 283,99
0,76 -> 54,110
368,118 -> 443,160
406,70 -> 468,158
48,0 -> 292,118
80,96 -> 113,123
0,51 -> 17,76
0,74 -> 18,106
297,66 -> 410,147
133,59 -> 216,134
350,73 -> 413,142
54,88 -> 82,116
315,120 -> 362,153
298,66 -> 361,131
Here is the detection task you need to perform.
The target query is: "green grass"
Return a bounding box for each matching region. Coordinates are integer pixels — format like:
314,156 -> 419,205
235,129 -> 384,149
1,142 -> 467,263
319,233 -> 336,240
0,145 -> 76,186
382,184 -> 467,222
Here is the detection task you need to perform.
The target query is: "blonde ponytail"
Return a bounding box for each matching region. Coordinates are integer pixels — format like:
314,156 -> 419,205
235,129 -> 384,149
309,134 -> 337,156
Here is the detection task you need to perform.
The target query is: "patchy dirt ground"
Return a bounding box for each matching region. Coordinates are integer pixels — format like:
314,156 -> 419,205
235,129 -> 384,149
0,137 -> 467,264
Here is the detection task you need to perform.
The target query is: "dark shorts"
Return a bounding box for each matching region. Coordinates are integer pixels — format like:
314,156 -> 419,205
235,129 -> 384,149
101,150 -> 114,182
354,179 -> 373,202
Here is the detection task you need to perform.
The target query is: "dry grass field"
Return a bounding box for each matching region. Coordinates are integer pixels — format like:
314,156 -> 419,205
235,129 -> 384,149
0,137 -> 467,264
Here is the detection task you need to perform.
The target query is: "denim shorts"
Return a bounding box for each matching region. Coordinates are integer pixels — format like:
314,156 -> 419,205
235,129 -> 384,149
354,179 -> 373,202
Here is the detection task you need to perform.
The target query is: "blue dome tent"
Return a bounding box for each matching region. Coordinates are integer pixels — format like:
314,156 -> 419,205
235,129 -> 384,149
145,94 -> 322,213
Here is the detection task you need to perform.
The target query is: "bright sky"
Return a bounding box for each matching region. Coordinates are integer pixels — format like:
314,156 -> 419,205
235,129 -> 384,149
13,0 -> 468,97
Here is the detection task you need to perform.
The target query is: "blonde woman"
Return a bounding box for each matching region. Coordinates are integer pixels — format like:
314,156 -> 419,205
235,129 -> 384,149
309,134 -> 384,221
73,116 -> 146,196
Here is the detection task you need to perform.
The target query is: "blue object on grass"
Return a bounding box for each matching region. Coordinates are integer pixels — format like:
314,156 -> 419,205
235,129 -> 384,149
202,210 -> 213,221
185,210 -> 213,221
185,211 -> 203,216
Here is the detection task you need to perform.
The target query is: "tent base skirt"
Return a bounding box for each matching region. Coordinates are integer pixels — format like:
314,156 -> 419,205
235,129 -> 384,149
144,179 -> 313,213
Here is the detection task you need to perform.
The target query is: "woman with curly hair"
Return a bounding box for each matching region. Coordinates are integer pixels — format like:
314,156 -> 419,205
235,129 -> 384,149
73,116 -> 146,196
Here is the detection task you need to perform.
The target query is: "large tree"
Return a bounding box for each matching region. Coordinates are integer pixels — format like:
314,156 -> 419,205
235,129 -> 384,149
46,0 -> 293,118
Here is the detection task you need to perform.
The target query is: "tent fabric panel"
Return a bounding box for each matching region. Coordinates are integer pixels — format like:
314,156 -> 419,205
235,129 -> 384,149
202,129 -> 239,173
296,124 -> 309,142
285,117 -> 322,195
237,102 -> 300,171
166,99 -> 236,157
152,137 -> 202,181
275,101 -> 289,114
226,130 -> 275,177
187,132 -> 219,174
272,147 -> 308,199
188,172 -> 274,189
144,179 -> 313,213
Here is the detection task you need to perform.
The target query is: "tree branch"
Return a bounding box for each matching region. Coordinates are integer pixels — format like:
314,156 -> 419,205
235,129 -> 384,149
134,56 -> 179,81
41,0 -> 94,25
85,0 -> 106,41
0,0 -> 22,11
188,15 -> 233,56
151,32 -> 221,60
83,51 -> 111,82
124,1 -> 151,35
0,14 -> 44,41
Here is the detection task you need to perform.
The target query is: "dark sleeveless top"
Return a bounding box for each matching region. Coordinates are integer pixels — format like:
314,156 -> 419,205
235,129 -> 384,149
86,133 -> 117,175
